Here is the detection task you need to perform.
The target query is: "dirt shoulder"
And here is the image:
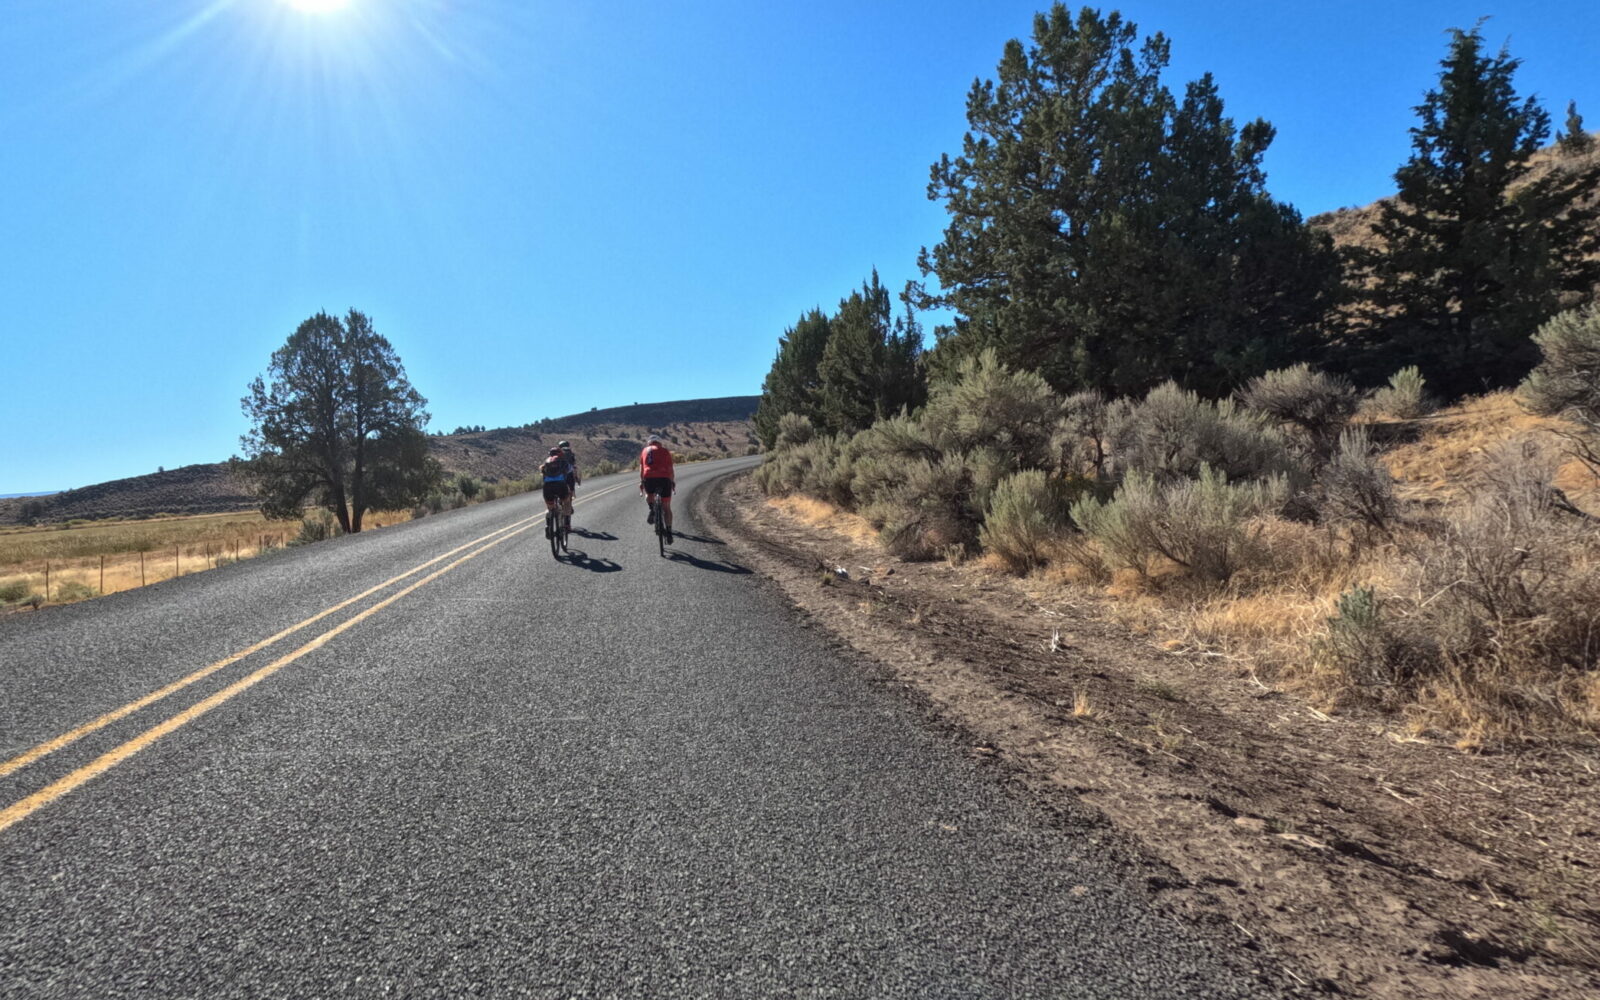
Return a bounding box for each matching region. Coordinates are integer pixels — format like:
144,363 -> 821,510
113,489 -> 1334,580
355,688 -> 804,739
702,473 -> 1600,1000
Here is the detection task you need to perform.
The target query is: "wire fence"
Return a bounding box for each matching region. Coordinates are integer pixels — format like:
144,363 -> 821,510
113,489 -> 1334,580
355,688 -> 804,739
0,534 -> 293,607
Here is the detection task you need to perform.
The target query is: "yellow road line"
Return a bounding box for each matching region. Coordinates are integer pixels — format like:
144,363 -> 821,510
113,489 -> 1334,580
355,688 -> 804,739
0,522 -> 538,834
0,481 -> 628,781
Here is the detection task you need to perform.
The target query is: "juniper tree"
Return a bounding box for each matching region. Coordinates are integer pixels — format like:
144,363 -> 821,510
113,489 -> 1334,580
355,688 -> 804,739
235,309 -> 441,533
753,308 -> 831,448
1348,26 -> 1600,396
1558,100 -> 1594,155
818,271 -> 895,435
910,4 -> 1337,398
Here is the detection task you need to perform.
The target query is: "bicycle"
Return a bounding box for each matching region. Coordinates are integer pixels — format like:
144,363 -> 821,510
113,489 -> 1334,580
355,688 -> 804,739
545,498 -> 569,559
648,493 -> 668,557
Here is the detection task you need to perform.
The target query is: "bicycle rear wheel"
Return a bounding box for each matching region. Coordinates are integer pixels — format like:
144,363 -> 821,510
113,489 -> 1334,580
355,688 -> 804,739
548,509 -> 560,559
655,499 -> 666,557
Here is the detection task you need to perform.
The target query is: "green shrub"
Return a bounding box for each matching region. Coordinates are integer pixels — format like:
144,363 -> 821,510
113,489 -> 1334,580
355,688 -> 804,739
922,350 -> 1059,468
774,412 -> 816,450
0,579 -> 33,603
1519,304 -> 1600,476
1362,366 -> 1435,420
848,413 -> 942,507
457,475 -> 481,500
1311,586 -> 1415,689
980,470 -> 1075,571
1108,382 -> 1303,485
294,511 -> 341,544
54,580 -> 97,602
1239,363 -> 1359,456
1071,464 -> 1288,582
589,460 -> 623,477
1317,444 -> 1600,728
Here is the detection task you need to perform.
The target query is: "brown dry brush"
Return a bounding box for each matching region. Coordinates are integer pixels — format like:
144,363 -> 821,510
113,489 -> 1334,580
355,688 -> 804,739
753,351 -> 1600,739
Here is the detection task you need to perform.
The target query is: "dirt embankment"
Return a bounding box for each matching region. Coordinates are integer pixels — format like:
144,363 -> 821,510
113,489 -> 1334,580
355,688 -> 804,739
704,474 -> 1600,1000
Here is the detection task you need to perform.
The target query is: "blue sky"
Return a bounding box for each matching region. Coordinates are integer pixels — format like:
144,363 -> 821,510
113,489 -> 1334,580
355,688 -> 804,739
3,0 -> 1597,493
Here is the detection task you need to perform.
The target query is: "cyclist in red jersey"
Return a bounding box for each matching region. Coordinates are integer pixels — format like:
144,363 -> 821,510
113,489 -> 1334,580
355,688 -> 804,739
639,434 -> 676,544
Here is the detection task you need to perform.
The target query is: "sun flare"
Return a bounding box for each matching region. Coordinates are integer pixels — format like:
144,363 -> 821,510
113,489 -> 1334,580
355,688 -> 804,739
280,0 -> 351,13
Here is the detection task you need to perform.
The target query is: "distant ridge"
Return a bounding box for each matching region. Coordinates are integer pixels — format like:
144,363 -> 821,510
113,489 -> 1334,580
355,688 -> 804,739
535,396 -> 760,431
0,394 -> 758,525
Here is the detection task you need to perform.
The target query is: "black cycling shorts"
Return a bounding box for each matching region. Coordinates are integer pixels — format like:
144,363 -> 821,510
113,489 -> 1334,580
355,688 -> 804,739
642,477 -> 675,498
542,481 -> 571,503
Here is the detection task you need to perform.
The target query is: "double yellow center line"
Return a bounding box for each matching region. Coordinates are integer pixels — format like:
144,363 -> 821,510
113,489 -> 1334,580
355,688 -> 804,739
0,482 -> 630,834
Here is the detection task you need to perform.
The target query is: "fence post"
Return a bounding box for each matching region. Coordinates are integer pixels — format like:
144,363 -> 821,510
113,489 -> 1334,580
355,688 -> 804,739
44,562 -> 50,602
175,545 -> 180,579
100,555 -> 105,595
140,551 -> 146,587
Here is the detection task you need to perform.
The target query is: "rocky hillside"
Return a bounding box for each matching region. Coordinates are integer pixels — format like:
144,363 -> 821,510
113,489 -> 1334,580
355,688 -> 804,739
1308,137 -> 1600,250
0,395 -> 759,525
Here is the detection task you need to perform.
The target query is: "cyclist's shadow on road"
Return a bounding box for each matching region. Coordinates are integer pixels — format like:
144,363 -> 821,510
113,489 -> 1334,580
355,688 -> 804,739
570,528 -> 617,541
663,549 -> 751,574
562,550 -> 622,572
667,531 -> 725,546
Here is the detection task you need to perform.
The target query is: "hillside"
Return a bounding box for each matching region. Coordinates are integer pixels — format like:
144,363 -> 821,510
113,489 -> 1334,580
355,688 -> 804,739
1308,136 -> 1600,250
0,395 -> 759,526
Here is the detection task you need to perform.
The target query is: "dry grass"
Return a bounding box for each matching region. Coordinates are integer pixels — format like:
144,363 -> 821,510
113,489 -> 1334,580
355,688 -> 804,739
768,495 -> 882,549
1379,392 -> 1600,507
0,509 -> 412,607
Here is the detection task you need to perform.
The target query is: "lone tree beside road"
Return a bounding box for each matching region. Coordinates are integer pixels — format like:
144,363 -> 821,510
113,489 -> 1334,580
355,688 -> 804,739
235,309 -> 441,534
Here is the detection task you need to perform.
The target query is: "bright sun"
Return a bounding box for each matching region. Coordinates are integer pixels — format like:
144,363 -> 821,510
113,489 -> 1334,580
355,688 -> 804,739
281,0 -> 351,13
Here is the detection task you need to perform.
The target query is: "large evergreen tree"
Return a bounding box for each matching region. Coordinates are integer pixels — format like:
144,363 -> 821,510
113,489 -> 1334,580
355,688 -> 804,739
911,5 -> 1338,397
817,270 -> 927,435
1348,26 -> 1600,396
753,308 -> 831,448
235,309 -> 441,533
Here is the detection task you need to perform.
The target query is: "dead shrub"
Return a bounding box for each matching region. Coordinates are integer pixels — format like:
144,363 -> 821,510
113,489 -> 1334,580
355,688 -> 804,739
1308,443 -> 1600,736
867,453 -> 982,560
1052,390 -> 1125,480
1320,426 -> 1400,539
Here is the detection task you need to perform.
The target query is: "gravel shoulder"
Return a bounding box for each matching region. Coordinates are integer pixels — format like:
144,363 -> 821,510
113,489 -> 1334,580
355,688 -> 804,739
705,473 -> 1600,1000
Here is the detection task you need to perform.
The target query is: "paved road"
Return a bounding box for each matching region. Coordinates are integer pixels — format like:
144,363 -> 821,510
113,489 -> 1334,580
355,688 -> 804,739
1,457 -> 1289,998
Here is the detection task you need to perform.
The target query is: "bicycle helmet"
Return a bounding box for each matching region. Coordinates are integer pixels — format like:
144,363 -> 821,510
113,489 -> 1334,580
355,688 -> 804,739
647,434 -> 661,444
558,440 -> 570,448
548,447 -> 562,456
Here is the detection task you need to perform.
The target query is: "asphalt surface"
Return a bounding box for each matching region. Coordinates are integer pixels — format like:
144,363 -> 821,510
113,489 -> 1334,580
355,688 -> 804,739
0,457 -> 1291,998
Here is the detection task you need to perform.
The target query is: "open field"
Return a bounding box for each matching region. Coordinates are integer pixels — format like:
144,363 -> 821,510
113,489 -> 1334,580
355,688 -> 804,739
0,509 -> 411,607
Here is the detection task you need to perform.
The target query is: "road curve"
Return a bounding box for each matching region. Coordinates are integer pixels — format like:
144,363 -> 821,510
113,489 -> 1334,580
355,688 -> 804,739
0,457 -> 1289,998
